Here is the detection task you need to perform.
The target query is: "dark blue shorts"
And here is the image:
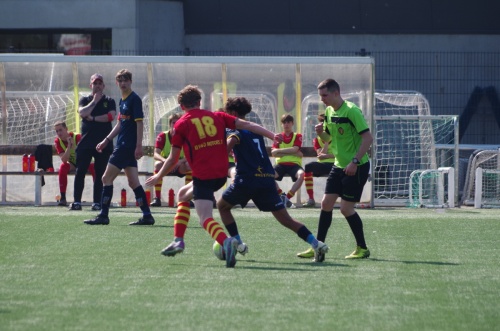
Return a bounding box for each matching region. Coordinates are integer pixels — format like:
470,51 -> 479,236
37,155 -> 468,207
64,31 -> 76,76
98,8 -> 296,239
222,177 -> 285,212
192,177 -> 227,200
325,162 -> 370,202
108,147 -> 138,170
274,164 -> 304,182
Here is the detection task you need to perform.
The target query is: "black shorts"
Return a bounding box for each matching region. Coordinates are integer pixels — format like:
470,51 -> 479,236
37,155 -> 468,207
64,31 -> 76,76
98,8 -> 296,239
304,161 -> 334,176
274,164 -> 304,182
168,168 -> 186,178
192,177 -> 227,200
108,147 -> 137,170
325,162 -> 370,202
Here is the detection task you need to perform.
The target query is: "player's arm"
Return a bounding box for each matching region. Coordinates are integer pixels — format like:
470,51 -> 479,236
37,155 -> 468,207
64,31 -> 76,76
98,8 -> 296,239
134,120 -> 144,159
145,146 -> 181,187
79,93 -> 103,120
234,118 -> 282,144
315,122 -> 331,143
226,134 -> 238,154
93,110 -> 116,123
153,148 -> 165,162
354,130 -> 373,162
317,140 -> 335,160
345,130 -> 373,176
59,138 -> 73,163
271,145 -> 299,157
97,119 -> 120,152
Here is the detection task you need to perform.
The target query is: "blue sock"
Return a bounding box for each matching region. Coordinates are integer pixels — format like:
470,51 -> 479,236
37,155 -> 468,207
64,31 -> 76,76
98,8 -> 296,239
306,234 -> 319,249
233,234 -> 242,244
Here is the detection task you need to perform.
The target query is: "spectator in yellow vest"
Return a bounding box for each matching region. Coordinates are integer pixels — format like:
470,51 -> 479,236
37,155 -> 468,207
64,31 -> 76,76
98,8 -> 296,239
272,114 -> 305,208
150,113 -> 192,206
303,113 -> 335,207
53,121 -> 95,207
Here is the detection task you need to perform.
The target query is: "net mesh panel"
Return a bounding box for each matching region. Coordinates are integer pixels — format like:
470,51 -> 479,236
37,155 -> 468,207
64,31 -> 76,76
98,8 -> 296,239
480,169 -> 500,208
462,150 -> 500,206
210,91 -> 277,146
1,92 -> 75,145
374,116 -> 455,201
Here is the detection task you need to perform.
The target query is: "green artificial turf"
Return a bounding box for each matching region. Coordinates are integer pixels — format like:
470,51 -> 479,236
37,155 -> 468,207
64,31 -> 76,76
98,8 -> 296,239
0,206 -> 498,331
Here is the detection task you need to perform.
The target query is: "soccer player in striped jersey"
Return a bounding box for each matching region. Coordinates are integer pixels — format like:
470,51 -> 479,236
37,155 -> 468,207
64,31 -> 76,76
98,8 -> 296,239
145,85 -> 282,268
217,97 -> 329,262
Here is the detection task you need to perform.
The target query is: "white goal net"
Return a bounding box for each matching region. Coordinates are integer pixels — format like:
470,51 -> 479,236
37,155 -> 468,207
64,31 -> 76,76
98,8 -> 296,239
301,90 -> 458,206
461,149 -> 500,208
210,91 -> 277,146
0,92 -> 76,145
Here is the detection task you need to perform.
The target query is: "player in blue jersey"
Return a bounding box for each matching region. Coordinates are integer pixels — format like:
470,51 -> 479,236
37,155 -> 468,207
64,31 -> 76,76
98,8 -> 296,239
216,97 -> 329,262
83,69 -> 154,226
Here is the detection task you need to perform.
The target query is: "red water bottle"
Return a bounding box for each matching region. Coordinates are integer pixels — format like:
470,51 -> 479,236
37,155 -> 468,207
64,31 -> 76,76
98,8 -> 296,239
168,188 -> 175,207
121,188 -> 127,207
28,154 -> 36,172
22,154 -> 29,172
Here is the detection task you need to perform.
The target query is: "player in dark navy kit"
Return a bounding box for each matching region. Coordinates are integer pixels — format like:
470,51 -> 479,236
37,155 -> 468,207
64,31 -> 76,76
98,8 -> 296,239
84,69 -> 154,226
217,97 -> 329,262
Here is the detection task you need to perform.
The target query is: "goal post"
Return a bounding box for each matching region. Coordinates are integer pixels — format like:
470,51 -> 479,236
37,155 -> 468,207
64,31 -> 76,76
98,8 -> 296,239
471,150 -> 500,208
374,114 -> 458,206
463,149 -> 500,207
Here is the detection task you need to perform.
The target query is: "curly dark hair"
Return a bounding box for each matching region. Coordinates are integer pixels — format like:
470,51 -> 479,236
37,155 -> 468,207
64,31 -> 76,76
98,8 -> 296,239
224,97 -> 252,117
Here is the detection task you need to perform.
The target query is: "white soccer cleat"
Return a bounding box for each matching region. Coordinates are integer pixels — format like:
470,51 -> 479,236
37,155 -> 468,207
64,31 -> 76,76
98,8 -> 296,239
313,241 -> 329,262
237,243 -> 248,256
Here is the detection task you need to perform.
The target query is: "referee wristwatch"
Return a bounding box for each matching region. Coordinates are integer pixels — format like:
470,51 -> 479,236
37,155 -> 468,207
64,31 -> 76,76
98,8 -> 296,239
352,157 -> 360,165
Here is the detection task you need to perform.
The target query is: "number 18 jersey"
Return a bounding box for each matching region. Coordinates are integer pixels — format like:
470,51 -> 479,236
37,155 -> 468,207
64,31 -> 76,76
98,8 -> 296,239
171,109 -> 237,180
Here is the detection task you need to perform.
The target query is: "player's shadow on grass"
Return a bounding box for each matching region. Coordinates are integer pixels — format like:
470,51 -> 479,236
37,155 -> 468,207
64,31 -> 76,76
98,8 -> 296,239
237,259 -> 349,269
369,258 -> 459,266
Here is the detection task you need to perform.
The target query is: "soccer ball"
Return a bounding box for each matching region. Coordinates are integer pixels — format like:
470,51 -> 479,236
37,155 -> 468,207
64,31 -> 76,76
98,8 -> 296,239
213,241 -> 225,260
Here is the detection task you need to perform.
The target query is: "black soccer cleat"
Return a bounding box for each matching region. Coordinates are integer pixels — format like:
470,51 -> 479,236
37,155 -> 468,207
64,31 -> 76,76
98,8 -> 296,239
129,215 -> 155,226
83,215 -> 110,225
69,202 -> 82,211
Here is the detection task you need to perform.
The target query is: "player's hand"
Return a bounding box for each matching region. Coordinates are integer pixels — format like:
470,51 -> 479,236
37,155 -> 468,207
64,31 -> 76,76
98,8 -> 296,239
67,137 -> 73,149
92,91 -> 103,104
344,162 -> 358,176
96,138 -> 108,153
315,122 -> 324,135
135,146 -> 143,160
145,174 -> 159,187
274,133 -> 283,144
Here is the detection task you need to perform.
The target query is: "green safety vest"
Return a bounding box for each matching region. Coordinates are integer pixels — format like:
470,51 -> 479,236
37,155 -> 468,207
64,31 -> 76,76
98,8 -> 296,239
276,133 -> 302,166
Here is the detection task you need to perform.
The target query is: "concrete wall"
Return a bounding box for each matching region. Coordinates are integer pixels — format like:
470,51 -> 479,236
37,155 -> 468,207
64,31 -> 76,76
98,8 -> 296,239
2,1 -> 499,54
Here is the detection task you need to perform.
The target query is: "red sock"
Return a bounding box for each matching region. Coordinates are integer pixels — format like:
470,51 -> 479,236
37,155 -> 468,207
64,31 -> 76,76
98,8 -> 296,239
184,171 -> 192,185
305,172 -> 314,199
58,162 -> 70,194
154,171 -> 162,198
202,218 -> 228,245
173,201 -> 190,238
